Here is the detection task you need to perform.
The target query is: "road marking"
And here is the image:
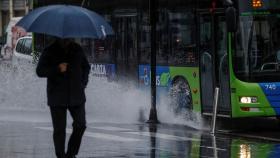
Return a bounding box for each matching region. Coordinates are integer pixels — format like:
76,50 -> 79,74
124,131 -> 200,142
36,127 -> 141,142
89,126 -> 201,142
91,126 -> 200,142
90,126 -> 134,132
37,126 -> 200,142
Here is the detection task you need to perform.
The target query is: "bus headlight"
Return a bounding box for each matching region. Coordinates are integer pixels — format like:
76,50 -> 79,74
240,97 -> 258,104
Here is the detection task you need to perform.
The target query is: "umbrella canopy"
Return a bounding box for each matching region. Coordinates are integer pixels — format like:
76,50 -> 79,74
16,5 -> 114,39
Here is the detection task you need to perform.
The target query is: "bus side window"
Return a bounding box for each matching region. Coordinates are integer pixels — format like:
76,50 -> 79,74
168,11 -> 196,66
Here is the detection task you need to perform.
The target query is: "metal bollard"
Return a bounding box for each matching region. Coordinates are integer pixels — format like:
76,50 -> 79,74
212,135 -> 218,158
210,87 -> 220,135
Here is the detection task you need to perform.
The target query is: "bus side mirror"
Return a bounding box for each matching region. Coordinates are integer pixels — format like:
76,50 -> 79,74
226,7 -> 237,32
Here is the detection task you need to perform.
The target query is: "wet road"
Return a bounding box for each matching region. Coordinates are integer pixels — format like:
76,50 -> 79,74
0,110 -> 280,158
2,60 -> 280,157
215,116 -> 280,142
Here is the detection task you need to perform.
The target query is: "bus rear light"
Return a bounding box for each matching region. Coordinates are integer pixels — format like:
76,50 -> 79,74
241,107 -> 250,111
240,97 -> 258,104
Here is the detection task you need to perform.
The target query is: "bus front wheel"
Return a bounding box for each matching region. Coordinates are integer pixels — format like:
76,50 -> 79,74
170,78 -> 193,115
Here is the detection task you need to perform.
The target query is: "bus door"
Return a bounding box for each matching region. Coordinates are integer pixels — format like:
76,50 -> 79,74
113,12 -> 139,83
199,11 -> 231,116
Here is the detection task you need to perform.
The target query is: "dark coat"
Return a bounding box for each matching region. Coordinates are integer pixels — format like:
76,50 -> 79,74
36,41 -> 90,107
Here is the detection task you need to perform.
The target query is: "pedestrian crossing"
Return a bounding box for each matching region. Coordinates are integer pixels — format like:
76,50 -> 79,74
34,124 -> 229,157
35,125 -> 200,143
36,127 -> 141,142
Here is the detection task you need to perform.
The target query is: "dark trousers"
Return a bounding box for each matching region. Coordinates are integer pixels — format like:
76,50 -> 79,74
50,105 -> 86,158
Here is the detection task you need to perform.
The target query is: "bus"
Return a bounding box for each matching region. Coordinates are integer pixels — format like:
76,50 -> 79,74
33,0 -> 280,118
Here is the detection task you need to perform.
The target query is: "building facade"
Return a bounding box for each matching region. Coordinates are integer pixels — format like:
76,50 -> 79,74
0,0 -> 31,36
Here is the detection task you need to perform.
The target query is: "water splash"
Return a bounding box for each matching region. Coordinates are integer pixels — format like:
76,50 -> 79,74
0,60 -> 206,129
86,77 -> 150,124
0,60 -> 47,111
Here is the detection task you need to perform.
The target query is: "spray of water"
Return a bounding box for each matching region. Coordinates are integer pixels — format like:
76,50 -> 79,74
0,60 -> 47,111
0,60 -> 206,129
86,77 -> 150,124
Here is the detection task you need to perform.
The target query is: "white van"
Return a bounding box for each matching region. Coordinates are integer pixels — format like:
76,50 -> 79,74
13,36 -> 33,62
1,17 -> 30,59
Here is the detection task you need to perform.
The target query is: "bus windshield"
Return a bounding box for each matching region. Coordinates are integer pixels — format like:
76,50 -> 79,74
233,13 -> 280,82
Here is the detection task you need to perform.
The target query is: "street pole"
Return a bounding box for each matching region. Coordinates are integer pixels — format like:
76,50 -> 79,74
0,7 -> 2,36
9,0 -> 13,19
25,0 -> 29,14
147,0 -> 159,124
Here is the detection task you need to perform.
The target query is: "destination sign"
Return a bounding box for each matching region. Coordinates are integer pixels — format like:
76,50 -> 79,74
239,0 -> 280,15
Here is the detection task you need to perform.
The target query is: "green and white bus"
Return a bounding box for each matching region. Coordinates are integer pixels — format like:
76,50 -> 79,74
33,0 -> 280,118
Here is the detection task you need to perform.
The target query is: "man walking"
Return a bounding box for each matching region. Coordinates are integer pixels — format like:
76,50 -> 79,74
36,38 -> 90,158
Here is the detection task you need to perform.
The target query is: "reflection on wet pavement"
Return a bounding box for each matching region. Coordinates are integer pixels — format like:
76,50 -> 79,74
0,120 -> 279,158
